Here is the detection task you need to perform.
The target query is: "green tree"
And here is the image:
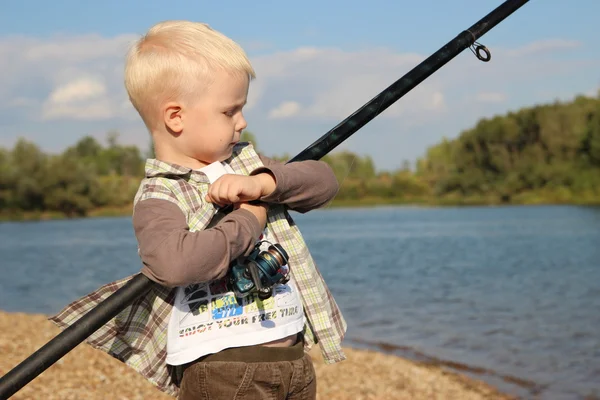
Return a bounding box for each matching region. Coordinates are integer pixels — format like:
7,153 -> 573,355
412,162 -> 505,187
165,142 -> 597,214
241,130 -> 258,149
42,154 -> 96,216
10,138 -> 48,211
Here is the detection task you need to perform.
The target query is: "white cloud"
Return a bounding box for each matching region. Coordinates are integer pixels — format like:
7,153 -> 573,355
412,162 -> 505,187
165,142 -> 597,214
250,46 -> 432,122
430,91 -> 445,110
0,34 -> 137,123
268,101 -> 302,119
505,39 -> 581,57
0,33 -> 595,170
585,86 -> 599,98
42,100 -> 114,120
476,92 -> 507,103
22,33 -> 138,62
48,78 -> 107,104
41,78 -> 116,120
0,35 -> 581,125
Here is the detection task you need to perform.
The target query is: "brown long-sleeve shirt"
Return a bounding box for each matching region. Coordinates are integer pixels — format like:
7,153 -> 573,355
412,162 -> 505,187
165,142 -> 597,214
132,155 -> 338,287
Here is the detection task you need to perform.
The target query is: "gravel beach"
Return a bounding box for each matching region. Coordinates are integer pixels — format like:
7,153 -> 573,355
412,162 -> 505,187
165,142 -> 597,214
0,311 -> 513,399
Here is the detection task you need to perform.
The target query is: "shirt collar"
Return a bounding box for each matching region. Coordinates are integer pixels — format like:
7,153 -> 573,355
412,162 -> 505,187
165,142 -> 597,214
144,158 -> 211,184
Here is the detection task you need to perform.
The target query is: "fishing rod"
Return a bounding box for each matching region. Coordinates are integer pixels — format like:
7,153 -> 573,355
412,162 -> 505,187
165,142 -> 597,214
0,0 -> 530,397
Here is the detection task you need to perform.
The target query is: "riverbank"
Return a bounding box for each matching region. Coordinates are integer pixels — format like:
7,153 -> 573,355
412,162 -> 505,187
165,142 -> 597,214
2,195 -> 600,223
0,311 -> 512,400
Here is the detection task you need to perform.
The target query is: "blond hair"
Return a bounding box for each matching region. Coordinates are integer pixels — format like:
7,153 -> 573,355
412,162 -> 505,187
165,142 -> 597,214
124,20 -> 256,130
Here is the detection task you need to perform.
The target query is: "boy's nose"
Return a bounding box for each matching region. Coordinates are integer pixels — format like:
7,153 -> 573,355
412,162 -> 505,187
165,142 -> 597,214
237,114 -> 248,131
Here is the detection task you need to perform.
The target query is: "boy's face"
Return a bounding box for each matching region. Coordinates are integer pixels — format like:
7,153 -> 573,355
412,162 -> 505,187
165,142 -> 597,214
165,68 -> 249,168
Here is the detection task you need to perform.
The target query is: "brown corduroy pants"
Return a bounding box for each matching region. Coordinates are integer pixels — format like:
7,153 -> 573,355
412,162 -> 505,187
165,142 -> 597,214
177,340 -> 316,400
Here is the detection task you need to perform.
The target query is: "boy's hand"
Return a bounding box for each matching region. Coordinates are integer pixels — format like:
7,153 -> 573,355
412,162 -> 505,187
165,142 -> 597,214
205,173 -> 276,207
237,201 -> 268,228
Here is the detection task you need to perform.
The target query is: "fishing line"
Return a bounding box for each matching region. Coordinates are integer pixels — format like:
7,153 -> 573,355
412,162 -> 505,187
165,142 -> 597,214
323,153 -> 358,210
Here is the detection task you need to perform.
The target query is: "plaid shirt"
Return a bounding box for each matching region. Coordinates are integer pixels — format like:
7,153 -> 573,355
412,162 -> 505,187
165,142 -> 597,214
50,142 -> 347,397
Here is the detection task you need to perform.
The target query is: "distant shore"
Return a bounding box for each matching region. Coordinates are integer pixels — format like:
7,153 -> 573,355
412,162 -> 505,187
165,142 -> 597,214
2,197 -> 599,223
0,310 -> 515,400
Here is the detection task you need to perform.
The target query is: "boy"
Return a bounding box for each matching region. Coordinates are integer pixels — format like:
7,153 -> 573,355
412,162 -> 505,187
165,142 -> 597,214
50,20 -> 346,399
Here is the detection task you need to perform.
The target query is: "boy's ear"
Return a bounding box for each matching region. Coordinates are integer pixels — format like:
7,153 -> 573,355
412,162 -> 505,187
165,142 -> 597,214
164,102 -> 183,134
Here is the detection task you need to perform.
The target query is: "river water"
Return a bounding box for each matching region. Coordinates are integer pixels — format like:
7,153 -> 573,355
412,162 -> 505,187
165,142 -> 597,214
1,205 -> 599,399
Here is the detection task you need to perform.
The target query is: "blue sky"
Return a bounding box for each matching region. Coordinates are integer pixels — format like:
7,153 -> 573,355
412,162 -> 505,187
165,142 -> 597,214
0,0 -> 598,171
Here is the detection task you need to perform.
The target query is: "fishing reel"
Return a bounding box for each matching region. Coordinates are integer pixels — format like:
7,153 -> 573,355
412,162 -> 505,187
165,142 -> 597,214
228,241 -> 290,300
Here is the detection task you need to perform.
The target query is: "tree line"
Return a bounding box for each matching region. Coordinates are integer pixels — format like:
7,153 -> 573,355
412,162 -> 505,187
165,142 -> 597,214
416,93 -> 600,205
1,94 -> 599,220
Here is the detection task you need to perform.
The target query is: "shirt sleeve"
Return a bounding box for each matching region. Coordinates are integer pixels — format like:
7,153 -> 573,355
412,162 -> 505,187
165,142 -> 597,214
252,154 -> 340,213
132,198 -> 264,287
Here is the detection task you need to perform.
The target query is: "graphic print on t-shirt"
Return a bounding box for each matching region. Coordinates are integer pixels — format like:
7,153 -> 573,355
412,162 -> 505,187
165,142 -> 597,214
177,275 -> 302,336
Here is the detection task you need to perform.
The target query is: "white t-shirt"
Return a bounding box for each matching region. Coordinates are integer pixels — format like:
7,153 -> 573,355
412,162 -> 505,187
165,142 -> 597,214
166,161 -> 305,366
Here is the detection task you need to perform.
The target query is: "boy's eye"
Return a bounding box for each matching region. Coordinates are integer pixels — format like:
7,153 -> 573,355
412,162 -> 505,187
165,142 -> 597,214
224,110 -> 235,117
